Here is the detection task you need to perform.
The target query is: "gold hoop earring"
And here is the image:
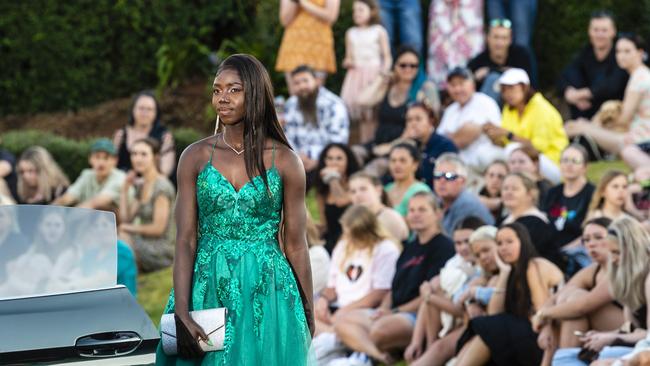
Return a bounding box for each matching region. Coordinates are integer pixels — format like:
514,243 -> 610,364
214,115 -> 220,135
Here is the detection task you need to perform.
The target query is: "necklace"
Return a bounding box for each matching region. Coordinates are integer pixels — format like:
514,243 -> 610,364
223,129 -> 245,155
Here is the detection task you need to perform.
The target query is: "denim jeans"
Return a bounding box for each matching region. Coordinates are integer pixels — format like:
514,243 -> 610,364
486,0 -> 538,83
379,0 -> 423,56
553,347 -> 634,366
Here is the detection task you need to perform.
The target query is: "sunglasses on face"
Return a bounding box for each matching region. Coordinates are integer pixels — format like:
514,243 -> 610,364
433,171 -> 461,181
489,18 -> 512,29
560,157 -> 584,165
397,63 -> 418,69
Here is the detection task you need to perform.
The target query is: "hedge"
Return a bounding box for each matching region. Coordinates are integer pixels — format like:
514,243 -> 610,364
1,128 -> 204,181
0,1 -> 253,115
2,1 -> 649,116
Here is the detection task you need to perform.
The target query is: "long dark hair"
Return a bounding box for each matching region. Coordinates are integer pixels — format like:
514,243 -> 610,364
217,54 -> 291,192
315,143 -> 361,198
499,222 -> 539,319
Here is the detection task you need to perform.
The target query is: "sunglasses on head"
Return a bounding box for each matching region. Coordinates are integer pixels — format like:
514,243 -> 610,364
433,171 -> 462,181
489,18 -> 512,29
397,63 -> 418,69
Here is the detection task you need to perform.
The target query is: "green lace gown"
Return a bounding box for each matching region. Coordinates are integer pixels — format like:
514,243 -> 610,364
156,147 -> 312,365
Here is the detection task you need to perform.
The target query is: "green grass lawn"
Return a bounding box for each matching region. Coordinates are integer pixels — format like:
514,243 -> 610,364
137,161 -> 629,326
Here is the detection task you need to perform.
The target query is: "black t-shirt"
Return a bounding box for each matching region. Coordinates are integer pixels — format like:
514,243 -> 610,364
468,44 -> 534,87
0,149 -> 17,200
391,233 -> 455,307
542,182 -> 595,247
515,215 -> 562,267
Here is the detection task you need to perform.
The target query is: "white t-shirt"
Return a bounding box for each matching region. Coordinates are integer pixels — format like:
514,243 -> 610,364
327,239 -> 400,307
438,92 -> 504,169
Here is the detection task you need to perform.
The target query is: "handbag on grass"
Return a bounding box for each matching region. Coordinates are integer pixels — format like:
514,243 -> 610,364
160,308 -> 228,355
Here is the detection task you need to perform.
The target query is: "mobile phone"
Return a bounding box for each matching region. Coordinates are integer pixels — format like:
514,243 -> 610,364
574,330 -> 585,337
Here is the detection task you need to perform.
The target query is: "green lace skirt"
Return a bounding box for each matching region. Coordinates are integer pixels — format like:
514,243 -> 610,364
155,239 -> 313,365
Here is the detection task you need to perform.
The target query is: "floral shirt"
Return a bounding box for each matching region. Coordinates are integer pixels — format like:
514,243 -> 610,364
283,87 -> 349,160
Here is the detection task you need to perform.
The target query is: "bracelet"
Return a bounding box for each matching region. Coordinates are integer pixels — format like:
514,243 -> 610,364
391,307 -> 400,314
493,288 -> 506,294
507,132 -> 515,141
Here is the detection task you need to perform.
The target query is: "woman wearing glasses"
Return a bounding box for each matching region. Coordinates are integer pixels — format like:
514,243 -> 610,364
359,46 -> 439,147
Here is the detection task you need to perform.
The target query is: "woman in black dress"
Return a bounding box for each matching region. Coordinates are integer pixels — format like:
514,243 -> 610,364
454,222 -> 563,366
314,143 -> 360,253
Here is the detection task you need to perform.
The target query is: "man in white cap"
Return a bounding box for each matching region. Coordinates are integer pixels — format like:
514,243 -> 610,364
483,68 -> 568,183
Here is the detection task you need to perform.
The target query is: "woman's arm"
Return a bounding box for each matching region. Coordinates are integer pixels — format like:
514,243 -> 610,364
619,82 -> 643,128
119,175 -> 138,223
542,279 -> 614,320
279,147 -> 315,336
124,194 -> 171,237
159,132 -> 176,177
424,292 -> 465,317
487,254 -> 511,315
172,144 -> 201,317
279,0 -> 300,27
298,0 -> 340,24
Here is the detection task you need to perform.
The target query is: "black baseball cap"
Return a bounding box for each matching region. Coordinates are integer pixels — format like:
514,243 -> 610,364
446,66 -> 473,82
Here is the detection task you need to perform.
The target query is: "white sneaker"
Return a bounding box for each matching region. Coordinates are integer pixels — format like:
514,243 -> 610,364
327,352 -> 372,366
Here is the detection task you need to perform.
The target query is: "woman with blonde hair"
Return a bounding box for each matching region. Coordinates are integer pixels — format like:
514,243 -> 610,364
314,204 -> 400,337
16,146 -> 69,204
573,217 -> 650,364
585,170 -> 631,222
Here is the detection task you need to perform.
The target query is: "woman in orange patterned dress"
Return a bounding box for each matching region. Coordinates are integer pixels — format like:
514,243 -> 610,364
276,0 -> 340,94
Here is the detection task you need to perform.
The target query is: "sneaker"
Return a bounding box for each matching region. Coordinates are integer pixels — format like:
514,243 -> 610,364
328,352 -> 372,366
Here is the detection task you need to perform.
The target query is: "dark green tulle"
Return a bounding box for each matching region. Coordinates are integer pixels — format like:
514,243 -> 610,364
156,162 -> 313,365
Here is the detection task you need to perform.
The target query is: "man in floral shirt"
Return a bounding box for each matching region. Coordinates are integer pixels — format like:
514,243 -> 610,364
283,65 -> 349,185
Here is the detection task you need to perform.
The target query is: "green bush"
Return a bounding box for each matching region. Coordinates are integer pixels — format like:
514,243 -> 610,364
0,1 -> 254,115
1,128 -> 204,181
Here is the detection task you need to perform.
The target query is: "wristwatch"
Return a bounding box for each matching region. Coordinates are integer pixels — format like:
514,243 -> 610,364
507,132 -> 515,141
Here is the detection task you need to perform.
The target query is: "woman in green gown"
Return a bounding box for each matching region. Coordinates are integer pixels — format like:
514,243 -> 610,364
156,54 -> 314,365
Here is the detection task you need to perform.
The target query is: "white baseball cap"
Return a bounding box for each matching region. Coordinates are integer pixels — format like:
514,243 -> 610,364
497,68 -> 530,88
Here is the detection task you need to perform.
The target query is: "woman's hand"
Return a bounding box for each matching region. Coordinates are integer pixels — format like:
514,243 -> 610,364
174,313 -> 208,359
474,67 -> 490,81
531,308 -> 548,333
403,340 -> 423,363
370,307 -> 390,320
581,331 -> 617,352
494,248 -> 512,274
124,170 -> 138,190
315,297 -> 331,323
419,281 -> 432,298
537,324 -> 555,351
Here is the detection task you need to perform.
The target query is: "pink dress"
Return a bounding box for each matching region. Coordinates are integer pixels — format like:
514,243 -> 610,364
427,0 -> 484,90
340,24 -> 388,120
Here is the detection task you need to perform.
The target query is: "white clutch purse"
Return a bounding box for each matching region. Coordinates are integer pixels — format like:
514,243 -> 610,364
160,308 -> 228,355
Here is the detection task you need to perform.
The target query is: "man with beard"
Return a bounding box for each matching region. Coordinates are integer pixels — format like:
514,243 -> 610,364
283,65 -> 349,183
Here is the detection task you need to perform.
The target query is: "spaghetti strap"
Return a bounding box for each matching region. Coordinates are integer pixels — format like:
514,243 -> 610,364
208,135 -> 219,164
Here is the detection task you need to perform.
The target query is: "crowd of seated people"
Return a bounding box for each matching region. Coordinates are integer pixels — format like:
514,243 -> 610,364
3,2 -> 650,364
